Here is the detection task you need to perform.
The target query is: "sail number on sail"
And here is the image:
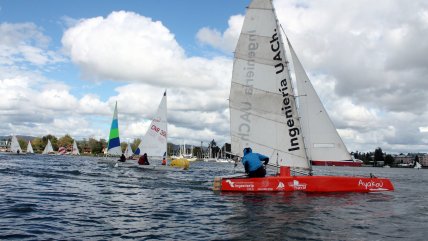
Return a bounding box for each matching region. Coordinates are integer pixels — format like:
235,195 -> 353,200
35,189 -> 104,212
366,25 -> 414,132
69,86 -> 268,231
271,29 -> 301,152
151,124 -> 167,138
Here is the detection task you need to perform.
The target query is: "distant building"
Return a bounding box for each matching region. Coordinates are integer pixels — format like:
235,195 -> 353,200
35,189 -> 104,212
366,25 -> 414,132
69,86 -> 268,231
418,154 -> 428,167
393,153 -> 427,167
0,138 -> 9,152
393,154 -> 413,166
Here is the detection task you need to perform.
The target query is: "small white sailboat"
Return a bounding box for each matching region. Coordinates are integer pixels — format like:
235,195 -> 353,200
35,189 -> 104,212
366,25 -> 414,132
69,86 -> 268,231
135,91 -> 189,170
124,142 -> 133,159
42,140 -> 54,154
10,135 -> 22,154
414,161 -> 422,169
135,92 -> 168,158
26,141 -> 34,154
71,140 -> 80,155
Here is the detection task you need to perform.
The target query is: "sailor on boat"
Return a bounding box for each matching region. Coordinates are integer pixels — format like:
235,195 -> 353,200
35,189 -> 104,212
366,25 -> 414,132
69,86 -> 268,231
138,153 -> 150,165
118,153 -> 126,162
241,147 -> 269,178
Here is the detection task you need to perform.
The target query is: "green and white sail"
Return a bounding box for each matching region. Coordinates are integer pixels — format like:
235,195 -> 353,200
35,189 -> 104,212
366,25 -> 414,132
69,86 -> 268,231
135,91 -> 167,158
107,101 -> 122,156
229,0 -> 309,169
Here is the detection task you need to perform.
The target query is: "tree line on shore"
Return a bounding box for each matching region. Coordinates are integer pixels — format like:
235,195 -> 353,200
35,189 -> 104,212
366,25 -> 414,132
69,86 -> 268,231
10,135 -> 221,157
352,147 -> 423,166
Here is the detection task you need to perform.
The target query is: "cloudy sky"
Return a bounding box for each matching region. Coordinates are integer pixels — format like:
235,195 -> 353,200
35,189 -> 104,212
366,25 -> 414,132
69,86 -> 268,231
1,0 -> 427,154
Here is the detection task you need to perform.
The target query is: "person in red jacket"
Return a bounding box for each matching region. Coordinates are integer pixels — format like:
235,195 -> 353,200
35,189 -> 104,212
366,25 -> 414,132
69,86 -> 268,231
138,153 -> 150,165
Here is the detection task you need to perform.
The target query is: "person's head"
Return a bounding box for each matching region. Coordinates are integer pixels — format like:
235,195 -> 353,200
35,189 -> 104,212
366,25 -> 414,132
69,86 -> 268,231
144,153 -> 147,157
243,147 -> 252,156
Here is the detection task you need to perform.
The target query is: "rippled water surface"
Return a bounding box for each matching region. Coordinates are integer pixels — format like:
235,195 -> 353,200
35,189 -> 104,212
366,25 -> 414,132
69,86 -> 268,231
0,153 -> 427,240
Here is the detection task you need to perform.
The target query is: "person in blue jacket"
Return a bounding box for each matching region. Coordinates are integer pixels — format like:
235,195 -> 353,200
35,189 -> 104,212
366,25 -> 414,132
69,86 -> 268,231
241,147 -> 269,177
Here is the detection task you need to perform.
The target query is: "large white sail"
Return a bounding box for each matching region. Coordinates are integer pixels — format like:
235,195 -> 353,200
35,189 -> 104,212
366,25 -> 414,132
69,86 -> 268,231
229,0 -> 309,168
288,39 -> 352,162
10,136 -> 22,153
26,141 -> 34,154
71,140 -> 80,155
42,140 -> 54,154
135,91 -> 167,158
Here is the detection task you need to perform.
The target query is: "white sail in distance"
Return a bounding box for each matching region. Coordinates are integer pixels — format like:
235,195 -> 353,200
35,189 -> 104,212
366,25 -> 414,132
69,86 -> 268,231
229,0 -> 309,169
26,141 -> 34,154
42,140 -> 54,154
124,142 -> 133,158
10,136 -> 22,153
288,39 -> 352,162
71,140 -> 80,155
136,91 -> 167,158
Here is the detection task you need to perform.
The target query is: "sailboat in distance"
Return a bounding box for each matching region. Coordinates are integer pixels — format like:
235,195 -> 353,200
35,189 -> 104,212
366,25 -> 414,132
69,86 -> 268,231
106,101 -> 122,156
10,135 -> 22,154
26,141 -> 34,154
214,0 -> 393,192
124,142 -> 133,159
135,91 -> 189,170
71,140 -> 80,155
42,139 -> 54,154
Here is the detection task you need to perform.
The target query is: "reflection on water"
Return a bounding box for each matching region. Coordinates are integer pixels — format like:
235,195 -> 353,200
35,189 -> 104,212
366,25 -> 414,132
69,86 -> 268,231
0,153 -> 426,240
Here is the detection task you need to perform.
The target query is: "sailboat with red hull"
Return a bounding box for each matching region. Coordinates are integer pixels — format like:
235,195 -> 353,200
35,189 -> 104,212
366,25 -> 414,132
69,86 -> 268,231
213,0 -> 393,193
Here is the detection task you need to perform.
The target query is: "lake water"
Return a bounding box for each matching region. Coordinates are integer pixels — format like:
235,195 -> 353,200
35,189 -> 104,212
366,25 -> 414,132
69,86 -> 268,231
0,153 -> 427,240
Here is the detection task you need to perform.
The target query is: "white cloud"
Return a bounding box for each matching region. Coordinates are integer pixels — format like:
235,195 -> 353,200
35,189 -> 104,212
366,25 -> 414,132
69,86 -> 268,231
0,22 -> 64,66
196,15 -> 244,53
62,11 -> 229,89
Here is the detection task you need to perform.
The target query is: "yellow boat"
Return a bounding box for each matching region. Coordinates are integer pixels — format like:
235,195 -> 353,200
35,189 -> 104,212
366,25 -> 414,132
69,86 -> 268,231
170,158 -> 190,170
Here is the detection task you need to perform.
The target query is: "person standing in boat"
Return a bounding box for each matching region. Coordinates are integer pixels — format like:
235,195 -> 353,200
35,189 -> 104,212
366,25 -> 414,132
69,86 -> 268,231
138,153 -> 150,165
241,147 -> 269,177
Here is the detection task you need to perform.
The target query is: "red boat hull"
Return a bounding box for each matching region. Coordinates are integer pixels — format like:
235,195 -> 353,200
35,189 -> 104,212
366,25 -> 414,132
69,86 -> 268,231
311,160 -> 363,167
214,167 -> 393,193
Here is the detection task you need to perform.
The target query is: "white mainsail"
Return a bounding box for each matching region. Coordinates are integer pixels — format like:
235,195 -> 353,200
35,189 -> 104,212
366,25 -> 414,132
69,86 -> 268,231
42,140 -> 54,154
10,135 -> 22,153
124,142 -> 133,158
26,141 -> 34,153
230,0 -> 309,169
71,140 -> 80,155
136,91 -> 167,158
288,39 -> 352,162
